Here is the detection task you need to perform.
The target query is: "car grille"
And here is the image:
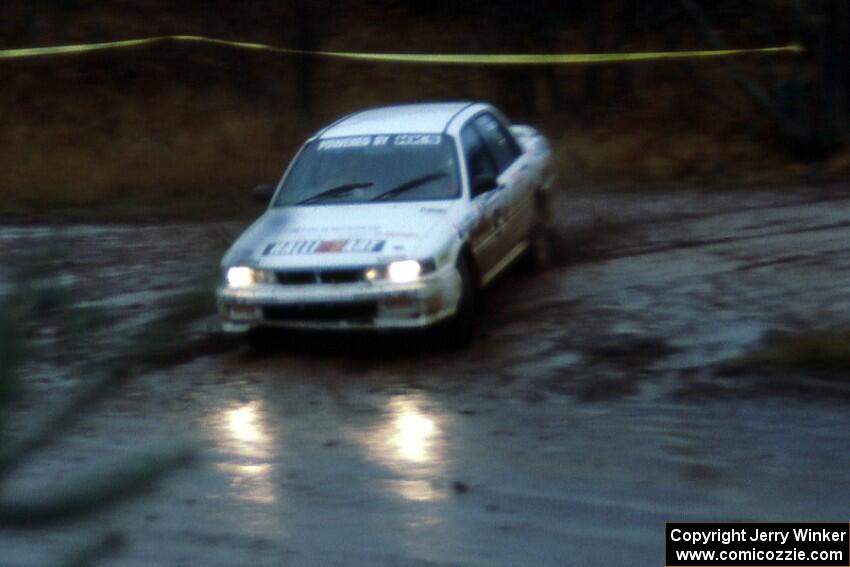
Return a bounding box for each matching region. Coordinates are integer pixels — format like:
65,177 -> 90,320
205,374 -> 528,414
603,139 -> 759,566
275,269 -> 363,285
262,301 -> 378,322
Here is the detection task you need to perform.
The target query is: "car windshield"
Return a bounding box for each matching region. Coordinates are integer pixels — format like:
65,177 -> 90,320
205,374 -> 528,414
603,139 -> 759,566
272,134 -> 461,206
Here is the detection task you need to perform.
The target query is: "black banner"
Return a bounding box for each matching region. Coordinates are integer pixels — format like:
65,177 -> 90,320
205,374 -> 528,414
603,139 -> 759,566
666,523 -> 849,566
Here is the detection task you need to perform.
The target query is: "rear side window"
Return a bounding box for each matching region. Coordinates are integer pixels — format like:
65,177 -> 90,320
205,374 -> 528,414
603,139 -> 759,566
474,113 -> 520,173
460,124 -> 498,185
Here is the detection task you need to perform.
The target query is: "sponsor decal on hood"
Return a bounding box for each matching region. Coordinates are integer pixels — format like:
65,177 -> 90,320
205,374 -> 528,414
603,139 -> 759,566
262,239 -> 386,256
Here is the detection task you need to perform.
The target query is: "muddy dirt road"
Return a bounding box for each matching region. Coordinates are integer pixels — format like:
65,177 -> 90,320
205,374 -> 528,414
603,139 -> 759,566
2,186 -> 850,566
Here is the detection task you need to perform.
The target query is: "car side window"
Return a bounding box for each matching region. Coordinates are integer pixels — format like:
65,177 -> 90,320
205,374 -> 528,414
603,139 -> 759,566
474,113 -> 521,174
460,123 -> 498,186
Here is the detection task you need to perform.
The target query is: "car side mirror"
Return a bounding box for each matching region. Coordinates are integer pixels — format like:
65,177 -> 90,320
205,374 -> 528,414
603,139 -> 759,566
472,175 -> 498,197
252,183 -> 275,204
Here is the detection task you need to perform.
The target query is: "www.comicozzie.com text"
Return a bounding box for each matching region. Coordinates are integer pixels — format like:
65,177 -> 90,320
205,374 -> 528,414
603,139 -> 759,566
670,527 -> 848,546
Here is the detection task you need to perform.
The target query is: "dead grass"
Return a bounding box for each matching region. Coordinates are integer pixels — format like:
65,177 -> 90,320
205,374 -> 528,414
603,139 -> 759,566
723,329 -> 850,375
2,89 -> 297,214
2,2 -> 846,216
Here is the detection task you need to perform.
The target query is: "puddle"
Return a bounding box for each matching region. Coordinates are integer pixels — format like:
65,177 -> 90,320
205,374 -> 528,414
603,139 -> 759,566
2,188 -> 850,566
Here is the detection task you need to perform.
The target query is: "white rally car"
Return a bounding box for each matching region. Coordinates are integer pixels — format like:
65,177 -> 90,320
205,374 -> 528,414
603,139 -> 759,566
218,102 -> 554,339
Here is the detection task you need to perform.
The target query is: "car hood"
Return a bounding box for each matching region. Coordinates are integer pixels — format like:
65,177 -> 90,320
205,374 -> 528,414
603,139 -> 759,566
222,201 -> 462,270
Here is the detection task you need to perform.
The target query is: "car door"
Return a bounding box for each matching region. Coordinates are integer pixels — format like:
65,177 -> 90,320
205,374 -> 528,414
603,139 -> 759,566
460,122 -> 503,279
472,113 -> 533,272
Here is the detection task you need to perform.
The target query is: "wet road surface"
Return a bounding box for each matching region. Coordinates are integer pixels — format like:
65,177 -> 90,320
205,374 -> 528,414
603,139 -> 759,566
1,186 -> 850,566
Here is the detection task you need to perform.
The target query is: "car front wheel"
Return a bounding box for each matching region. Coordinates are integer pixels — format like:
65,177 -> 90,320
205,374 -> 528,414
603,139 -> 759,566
247,327 -> 277,352
436,255 -> 477,346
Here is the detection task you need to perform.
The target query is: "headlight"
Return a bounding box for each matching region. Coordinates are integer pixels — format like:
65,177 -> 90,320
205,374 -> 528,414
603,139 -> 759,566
226,267 -> 255,287
226,267 -> 274,287
387,260 -> 421,283
365,260 -> 436,283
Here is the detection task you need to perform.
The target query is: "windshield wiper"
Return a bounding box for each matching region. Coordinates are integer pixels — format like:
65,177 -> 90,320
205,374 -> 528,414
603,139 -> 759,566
297,182 -> 374,205
370,172 -> 448,202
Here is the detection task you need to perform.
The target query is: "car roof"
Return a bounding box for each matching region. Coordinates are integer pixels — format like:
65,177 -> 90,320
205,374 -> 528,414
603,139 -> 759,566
317,102 -> 482,138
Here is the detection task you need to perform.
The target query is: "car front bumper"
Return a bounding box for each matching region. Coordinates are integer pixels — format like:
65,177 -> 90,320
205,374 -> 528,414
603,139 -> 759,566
216,265 -> 462,332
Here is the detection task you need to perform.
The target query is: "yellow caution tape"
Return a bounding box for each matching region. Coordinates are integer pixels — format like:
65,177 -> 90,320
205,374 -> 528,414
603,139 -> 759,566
0,34 -> 805,65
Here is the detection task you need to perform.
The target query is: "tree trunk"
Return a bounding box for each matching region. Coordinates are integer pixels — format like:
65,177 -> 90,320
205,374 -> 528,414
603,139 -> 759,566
582,2 -> 604,104
678,0 -> 830,157
292,0 -> 318,125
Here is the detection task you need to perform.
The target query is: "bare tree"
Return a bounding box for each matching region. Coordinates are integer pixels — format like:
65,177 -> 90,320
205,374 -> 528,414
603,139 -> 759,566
680,0 -> 848,158
292,0 -> 318,125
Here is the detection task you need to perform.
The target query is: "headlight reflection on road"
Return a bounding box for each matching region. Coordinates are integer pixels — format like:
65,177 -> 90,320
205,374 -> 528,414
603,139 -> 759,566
357,394 -> 448,502
227,403 -> 265,445
212,401 -> 277,504
395,410 -> 435,463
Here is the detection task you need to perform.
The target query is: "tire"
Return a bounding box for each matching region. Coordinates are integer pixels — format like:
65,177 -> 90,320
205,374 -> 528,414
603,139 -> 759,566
247,327 -> 277,353
522,222 -> 553,273
437,255 -> 477,347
